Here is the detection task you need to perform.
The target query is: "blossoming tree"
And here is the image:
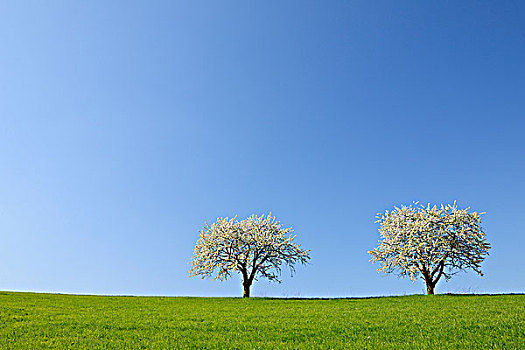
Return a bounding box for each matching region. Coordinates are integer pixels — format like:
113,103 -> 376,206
369,202 -> 490,295
189,214 -> 310,297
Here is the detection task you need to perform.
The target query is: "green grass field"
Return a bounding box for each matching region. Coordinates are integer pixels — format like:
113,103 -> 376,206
0,292 -> 523,349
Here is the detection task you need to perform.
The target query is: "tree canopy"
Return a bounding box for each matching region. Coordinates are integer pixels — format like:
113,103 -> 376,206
189,214 -> 310,297
369,202 -> 490,294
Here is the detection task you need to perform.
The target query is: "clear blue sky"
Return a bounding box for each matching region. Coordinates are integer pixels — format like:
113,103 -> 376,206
1,1 -> 524,297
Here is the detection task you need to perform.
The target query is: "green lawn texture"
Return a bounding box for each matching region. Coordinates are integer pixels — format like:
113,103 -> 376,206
0,292 -> 523,349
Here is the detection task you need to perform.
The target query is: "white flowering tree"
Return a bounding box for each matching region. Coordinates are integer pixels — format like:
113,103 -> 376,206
189,214 -> 310,297
369,202 -> 490,295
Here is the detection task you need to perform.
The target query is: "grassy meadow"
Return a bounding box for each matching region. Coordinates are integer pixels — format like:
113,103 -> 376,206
0,291 -> 523,349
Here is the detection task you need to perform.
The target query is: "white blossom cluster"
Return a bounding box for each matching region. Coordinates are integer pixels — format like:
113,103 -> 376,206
189,214 -> 310,284
369,202 -> 490,285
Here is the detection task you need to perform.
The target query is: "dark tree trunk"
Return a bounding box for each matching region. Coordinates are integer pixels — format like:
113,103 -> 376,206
242,280 -> 251,298
422,270 -> 436,295
426,282 -> 435,295
241,259 -> 259,298
424,260 -> 444,295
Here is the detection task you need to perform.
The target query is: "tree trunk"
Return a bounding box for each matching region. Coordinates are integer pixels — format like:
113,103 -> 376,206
242,281 -> 251,298
424,260 -> 444,295
426,281 -> 435,295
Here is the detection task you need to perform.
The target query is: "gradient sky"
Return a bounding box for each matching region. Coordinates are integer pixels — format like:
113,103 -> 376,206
1,1 -> 524,297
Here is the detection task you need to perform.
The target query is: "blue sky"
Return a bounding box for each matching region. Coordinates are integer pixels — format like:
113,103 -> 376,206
0,1 -> 524,297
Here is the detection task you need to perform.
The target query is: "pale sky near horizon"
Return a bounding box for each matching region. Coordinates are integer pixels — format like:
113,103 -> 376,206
1,1 -> 524,297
